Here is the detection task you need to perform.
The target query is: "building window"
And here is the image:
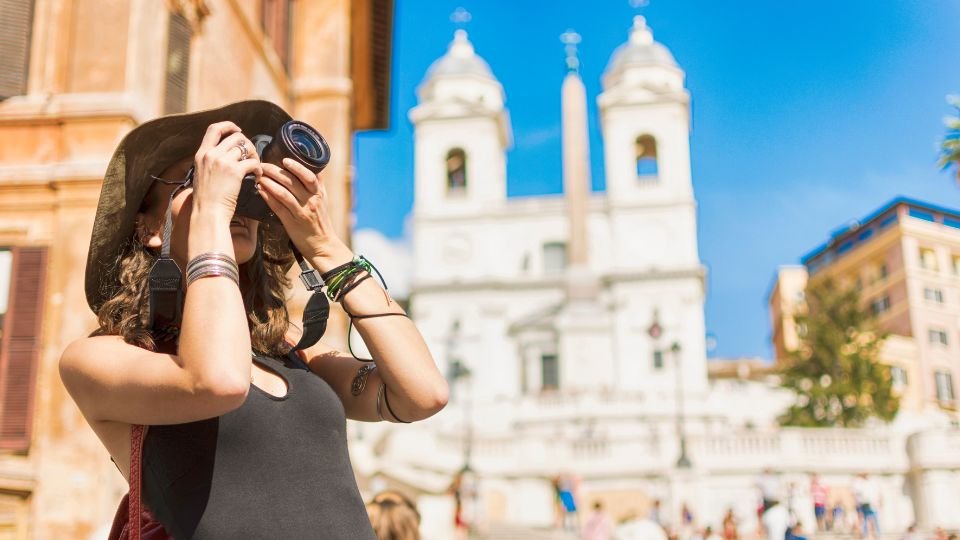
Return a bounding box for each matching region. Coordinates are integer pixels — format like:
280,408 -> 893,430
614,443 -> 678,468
0,246 -> 48,451
0,250 -> 11,341
541,354 -> 559,391
919,248 -> 938,271
164,11 -> 192,115
890,366 -> 908,389
878,262 -> 888,279
870,295 -> 891,315
924,288 -> 945,304
0,0 -> 36,99
928,328 -> 949,346
908,208 -> 937,223
446,148 -> 467,192
953,255 -> 960,275
261,0 -> 291,68
635,134 -> 659,177
935,371 -> 955,402
0,492 -> 29,539
653,350 -> 664,370
542,241 -> 567,275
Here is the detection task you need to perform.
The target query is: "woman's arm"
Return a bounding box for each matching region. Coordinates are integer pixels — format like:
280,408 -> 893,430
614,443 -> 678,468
60,121 -> 262,426
296,259 -> 448,422
257,159 -> 448,422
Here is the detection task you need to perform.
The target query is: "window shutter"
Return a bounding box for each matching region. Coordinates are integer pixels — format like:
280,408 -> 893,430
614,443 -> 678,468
369,0 -> 392,126
164,12 -> 192,115
261,0 -> 290,69
0,0 -> 36,98
0,246 -> 47,451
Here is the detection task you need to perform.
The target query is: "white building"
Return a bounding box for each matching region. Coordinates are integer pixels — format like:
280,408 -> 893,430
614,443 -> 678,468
351,17 -> 960,540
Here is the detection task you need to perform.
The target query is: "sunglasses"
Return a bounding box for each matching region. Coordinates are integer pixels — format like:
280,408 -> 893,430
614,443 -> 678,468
149,166 -> 195,186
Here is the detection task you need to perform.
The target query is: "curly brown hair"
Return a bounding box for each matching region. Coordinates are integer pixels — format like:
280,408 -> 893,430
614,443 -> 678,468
92,226 -> 293,357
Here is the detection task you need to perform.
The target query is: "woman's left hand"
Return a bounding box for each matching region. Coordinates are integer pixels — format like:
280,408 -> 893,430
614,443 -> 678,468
256,158 -> 352,270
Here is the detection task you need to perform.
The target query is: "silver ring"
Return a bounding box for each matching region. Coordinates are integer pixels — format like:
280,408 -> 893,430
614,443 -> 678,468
236,142 -> 248,161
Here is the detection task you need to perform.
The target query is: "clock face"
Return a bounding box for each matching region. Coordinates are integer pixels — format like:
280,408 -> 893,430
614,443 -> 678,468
442,234 -> 473,264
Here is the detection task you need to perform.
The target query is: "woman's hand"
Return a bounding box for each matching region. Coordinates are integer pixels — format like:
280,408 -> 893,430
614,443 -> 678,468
192,121 -> 262,218
257,158 -> 353,271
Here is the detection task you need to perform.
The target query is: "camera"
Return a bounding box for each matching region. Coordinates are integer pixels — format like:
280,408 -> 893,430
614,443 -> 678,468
234,120 -> 331,222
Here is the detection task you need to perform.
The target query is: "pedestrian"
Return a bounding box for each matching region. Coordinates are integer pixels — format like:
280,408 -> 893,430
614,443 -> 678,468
366,490 -> 422,540
702,525 -> 723,540
721,508 -> 738,540
650,499 -> 663,527
60,101 -> 448,538
787,522 -> 808,540
852,473 -> 881,540
761,502 -> 789,540
555,474 -> 581,532
583,501 -> 615,540
810,474 -> 828,532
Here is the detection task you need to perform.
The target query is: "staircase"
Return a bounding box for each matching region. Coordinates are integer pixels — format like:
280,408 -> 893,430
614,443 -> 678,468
474,523 -> 580,540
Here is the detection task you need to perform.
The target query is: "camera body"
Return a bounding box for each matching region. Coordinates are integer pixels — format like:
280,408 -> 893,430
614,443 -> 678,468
234,120 -> 331,222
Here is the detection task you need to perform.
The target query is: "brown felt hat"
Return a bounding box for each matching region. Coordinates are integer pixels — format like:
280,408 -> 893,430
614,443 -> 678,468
85,100 -> 294,314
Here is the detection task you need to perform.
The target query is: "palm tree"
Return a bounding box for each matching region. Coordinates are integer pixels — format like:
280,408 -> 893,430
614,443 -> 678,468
941,95 -> 960,184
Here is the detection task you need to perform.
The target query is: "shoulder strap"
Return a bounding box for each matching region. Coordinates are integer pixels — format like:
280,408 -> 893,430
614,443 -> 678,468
129,424 -> 146,540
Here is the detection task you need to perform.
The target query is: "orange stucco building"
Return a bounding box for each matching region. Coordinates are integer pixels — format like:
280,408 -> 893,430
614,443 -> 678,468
770,197 -> 960,419
0,0 -> 392,536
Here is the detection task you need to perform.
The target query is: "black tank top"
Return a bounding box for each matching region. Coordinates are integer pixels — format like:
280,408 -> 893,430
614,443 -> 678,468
141,352 -> 376,539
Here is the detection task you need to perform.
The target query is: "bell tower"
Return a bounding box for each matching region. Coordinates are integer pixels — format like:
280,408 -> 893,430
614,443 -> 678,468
409,23 -> 511,219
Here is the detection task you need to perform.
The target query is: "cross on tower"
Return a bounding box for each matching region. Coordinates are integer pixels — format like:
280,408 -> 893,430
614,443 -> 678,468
629,0 -> 650,12
559,29 -> 582,72
450,7 -> 472,31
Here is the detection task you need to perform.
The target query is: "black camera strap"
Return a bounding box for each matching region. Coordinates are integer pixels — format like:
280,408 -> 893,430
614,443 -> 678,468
291,242 -> 329,351
147,178 -> 191,333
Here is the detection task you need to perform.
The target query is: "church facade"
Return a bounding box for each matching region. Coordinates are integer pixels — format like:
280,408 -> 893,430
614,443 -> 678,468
410,18 -> 708,405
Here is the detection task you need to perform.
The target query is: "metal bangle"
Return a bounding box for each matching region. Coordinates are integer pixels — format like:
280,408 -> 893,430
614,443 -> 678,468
186,252 -> 237,274
186,261 -> 239,283
375,382 -> 385,421
186,263 -> 239,287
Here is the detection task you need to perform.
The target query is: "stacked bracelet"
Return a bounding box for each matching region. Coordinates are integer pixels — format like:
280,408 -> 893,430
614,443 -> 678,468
186,252 -> 239,287
321,255 -> 380,302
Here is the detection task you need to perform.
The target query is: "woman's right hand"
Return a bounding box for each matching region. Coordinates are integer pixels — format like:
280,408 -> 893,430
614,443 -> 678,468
191,121 -> 262,218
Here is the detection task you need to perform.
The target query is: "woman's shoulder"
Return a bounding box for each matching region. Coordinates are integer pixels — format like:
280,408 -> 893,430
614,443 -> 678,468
60,334 -> 146,381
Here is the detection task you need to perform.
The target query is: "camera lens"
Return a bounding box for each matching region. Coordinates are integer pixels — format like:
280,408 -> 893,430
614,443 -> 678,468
289,126 -> 323,160
277,121 -> 330,173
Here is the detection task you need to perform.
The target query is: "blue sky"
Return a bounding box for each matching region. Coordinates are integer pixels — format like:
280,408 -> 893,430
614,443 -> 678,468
352,0 -> 960,360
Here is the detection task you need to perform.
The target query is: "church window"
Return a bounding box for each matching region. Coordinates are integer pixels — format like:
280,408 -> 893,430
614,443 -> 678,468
542,242 -> 567,275
935,371 -> 955,402
541,354 -> 559,391
635,134 -> 659,177
652,350 -> 664,370
446,148 -> 468,192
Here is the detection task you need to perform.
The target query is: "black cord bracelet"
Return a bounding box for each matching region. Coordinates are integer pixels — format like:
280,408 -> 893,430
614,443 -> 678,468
382,386 -> 412,424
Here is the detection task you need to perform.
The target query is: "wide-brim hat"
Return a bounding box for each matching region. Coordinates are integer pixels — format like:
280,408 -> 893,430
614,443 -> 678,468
85,100 -> 294,314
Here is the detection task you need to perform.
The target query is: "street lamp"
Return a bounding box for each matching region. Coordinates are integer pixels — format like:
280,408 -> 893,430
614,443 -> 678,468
446,319 -> 478,534
671,341 -> 692,469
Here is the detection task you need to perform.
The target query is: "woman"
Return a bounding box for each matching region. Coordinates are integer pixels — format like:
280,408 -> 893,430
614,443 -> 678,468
365,491 -> 422,540
59,101 -> 448,538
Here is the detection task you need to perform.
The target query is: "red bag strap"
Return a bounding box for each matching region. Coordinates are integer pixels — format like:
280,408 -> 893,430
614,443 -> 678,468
129,424 -> 145,540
